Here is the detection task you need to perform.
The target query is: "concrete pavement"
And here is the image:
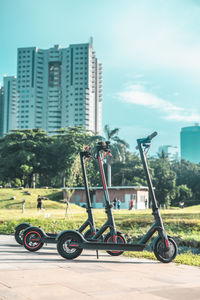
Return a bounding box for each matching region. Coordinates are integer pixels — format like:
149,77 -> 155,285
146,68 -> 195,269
0,235 -> 200,300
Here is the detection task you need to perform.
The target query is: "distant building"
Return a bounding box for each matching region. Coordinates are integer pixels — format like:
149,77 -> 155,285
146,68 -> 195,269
158,145 -> 179,161
63,186 -> 149,209
180,124 -> 200,164
2,76 -> 18,135
16,39 -> 102,134
0,84 -> 4,137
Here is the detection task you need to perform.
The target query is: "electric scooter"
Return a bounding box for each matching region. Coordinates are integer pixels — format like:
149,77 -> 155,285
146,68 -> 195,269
56,133 -> 178,263
20,148 -> 98,251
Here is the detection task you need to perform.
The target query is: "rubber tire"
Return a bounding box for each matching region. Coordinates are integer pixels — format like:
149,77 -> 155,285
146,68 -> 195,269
15,224 -> 30,245
153,237 -> 177,263
57,232 -> 83,260
84,228 -> 103,241
23,228 -> 44,252
104,232 -> 126,256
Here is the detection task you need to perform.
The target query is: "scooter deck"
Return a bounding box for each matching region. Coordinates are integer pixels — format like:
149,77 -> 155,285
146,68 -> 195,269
70,241 -> 146,251
41,234 -> 57,244
46,233 -> 57,237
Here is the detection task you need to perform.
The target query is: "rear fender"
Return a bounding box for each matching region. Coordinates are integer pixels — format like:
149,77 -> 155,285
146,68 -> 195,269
56,230 -> 85,242
116,230 -> 122,235
23,226 -> 45,237
15,223 -> 31,230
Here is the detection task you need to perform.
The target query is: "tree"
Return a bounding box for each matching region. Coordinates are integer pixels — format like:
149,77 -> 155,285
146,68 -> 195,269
171,159 -> 200,202
92,125 -> 129,187
0,127 -> 93,188
0,129 -> 51,187
49,127 -> 92,187
173,184 -> 193,207
111,151 -> 146,186
149,157 -> 176,207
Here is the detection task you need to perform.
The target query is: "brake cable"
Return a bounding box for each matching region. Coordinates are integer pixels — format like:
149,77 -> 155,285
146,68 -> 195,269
144,144 -> 151,155
101,150 -> 112,162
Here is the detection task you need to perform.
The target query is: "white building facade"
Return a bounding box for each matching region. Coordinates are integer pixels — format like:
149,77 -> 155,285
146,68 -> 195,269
16,40 -> 102,134
0,84 -> 4,137
2,76 -> 18,134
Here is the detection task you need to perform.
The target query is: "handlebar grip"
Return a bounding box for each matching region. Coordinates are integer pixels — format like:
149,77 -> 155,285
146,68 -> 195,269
136,131 -> 158,149
84,146 -> 90,151
97,141 -> 111,151
147,131 -> 158,141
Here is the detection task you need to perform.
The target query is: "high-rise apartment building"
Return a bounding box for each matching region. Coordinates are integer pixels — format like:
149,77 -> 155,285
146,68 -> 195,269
2,76 -> 17,135
0,84 -> 4,137
17,39 -> 102,134
180,124 -> 200,164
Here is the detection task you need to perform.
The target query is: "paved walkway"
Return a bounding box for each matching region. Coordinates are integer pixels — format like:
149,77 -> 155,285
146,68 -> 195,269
0,235 -> 200,300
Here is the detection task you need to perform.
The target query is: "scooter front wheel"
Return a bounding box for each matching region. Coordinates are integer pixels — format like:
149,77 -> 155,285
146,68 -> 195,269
104,232 -> 126,256
15,223 -> 30,245
23,228 -> 44,252
57,232 -> 83,260
154,237 -> 177,263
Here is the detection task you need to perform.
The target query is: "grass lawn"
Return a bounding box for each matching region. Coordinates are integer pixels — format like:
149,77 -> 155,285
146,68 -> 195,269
0,188 -> 199,267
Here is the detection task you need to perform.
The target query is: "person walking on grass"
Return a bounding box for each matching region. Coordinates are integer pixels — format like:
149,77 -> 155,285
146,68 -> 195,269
113,198 -> 117,209
37,195 -> 42,212
117,199 -> 121,210
129,199 -> 134,210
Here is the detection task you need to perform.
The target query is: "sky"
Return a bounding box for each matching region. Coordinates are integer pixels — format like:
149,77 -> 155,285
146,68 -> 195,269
1,0 -> 200,155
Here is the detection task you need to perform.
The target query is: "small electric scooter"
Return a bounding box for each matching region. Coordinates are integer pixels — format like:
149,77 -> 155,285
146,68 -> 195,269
55,141 -> 126,259
56,133 -> 178,263
19,148 -> 98,251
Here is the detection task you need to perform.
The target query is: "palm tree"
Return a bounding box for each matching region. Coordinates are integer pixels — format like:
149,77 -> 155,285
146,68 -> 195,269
102,125 -> 129,187
89,125 -> 129,186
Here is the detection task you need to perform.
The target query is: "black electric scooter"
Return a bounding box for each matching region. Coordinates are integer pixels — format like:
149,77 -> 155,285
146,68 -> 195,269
56,141 -> 127,259
20,149 -> 98,251
56,133 -> 178,263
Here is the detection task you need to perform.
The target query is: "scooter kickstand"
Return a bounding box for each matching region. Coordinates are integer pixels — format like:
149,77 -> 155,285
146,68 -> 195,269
96,250 -> 99,259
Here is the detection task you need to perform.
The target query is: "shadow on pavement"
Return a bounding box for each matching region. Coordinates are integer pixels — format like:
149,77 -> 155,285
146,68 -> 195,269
0,257 -> 156,264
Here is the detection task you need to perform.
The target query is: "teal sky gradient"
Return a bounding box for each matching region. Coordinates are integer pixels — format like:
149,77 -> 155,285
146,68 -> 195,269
1,0 -> 200,154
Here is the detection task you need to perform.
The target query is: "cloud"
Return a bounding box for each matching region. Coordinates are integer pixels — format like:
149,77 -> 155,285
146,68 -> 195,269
163,113 -> 200,122
118,84 -> 200,123
118,84 -> 182,112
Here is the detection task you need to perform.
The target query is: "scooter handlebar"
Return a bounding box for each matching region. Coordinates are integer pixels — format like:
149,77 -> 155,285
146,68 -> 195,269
136,131 -> 158,149
97,141 -> 110,152
147,131 -> 158,141
81,147 -> 92,158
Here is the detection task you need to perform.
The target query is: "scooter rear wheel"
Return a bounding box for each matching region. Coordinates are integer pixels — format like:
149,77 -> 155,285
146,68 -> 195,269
104,232 -> 126,256
15,224 -> 30,245
84,228 -> 103,241
23,228 -> 44,252
154,237 -> 177,263
84,229 -> 96,239
57,232 -> 83,260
